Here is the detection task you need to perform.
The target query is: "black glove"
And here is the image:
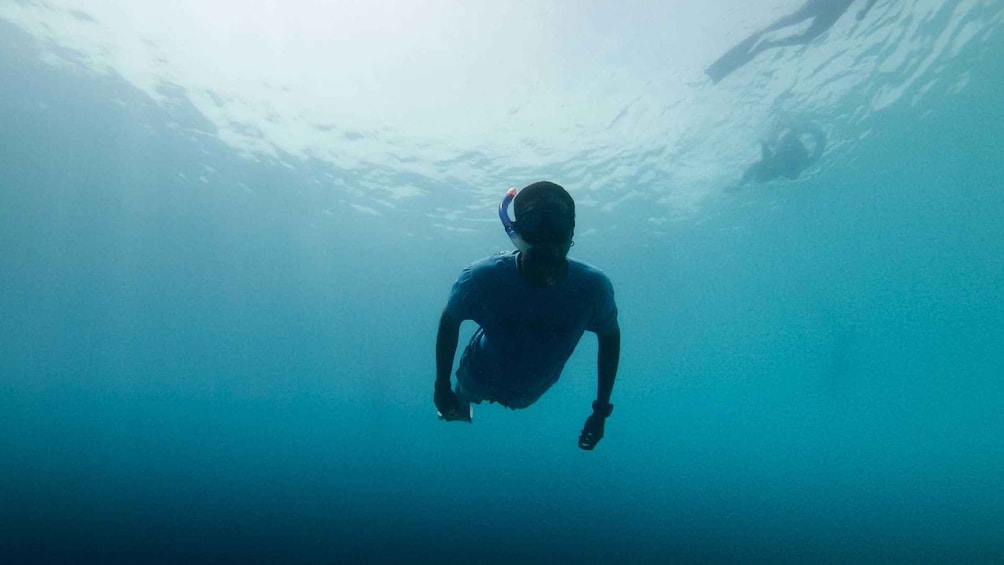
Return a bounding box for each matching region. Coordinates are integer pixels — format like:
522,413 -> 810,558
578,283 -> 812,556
434,388 -> 471,423
578,401 -> 613,450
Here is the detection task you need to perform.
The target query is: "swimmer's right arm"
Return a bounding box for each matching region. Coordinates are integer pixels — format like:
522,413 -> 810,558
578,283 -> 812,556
434,310 -> 469,421
435,309 -> 461,392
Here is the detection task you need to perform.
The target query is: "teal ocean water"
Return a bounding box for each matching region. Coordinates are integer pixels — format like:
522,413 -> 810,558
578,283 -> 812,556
2,2 -> 1002,563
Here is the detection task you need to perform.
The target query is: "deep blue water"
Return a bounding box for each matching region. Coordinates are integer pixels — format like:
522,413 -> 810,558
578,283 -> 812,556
2,5 -> 1004,565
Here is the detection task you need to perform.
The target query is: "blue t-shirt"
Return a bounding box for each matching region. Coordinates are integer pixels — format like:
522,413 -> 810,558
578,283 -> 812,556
445,251 -> 618,407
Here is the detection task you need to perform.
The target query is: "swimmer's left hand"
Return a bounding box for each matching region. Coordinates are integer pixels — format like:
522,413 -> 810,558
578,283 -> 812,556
578,401 -> 613,450
578,414 -> 605,450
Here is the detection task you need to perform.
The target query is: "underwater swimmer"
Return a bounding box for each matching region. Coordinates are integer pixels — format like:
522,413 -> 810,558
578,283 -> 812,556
740,124 -> 827,186
434,181 -> 621,450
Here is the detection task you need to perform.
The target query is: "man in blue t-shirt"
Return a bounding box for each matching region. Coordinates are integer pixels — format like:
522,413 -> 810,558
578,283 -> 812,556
434,181 -> 621,450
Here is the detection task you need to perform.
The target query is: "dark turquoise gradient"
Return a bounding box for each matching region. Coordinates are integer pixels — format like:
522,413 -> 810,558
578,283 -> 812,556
2,20 -> 1003,565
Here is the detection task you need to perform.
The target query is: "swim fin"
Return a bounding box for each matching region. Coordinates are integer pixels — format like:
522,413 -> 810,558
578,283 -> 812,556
706,33 -> 762,84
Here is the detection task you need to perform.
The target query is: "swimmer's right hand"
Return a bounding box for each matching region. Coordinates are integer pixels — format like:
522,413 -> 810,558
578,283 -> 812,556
434,388 -> 471,423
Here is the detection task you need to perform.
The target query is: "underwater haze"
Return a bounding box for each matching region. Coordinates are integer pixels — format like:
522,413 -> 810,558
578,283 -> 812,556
2,1 -> 1003,563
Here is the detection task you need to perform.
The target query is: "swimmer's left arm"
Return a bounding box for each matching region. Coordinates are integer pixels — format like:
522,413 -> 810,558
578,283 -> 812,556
595,328 -> 620,407
578,327 -> 620,451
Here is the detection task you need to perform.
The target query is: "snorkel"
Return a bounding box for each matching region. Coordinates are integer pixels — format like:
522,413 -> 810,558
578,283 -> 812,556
500,183 -> 575,286
499,187 -> 531,254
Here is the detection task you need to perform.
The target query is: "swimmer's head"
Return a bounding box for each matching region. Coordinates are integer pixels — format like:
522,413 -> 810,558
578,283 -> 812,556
514,181 -> 575,248
499,181 -> 575,264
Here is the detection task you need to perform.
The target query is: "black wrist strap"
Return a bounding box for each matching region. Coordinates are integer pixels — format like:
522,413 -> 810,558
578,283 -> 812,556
592,400 -> 613,418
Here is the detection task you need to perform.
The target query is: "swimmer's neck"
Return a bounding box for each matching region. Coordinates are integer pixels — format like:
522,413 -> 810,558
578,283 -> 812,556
516,251 -> 568,287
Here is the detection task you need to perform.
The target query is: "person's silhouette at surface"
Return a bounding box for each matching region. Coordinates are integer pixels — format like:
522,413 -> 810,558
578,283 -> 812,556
740,125 -> 826,186
706,0 -> 879,84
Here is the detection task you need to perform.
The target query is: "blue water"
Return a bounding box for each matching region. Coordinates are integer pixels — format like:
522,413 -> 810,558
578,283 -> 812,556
2,3 -> 1003,564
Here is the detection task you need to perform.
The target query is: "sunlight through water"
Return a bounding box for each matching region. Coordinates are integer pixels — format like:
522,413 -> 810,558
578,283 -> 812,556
2,0 -> 998,226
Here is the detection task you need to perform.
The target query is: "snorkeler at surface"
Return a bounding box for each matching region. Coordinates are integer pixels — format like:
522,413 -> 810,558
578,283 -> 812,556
433,181 -> 621,451
740,124 -> 827,186
706,0 -> 880,84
